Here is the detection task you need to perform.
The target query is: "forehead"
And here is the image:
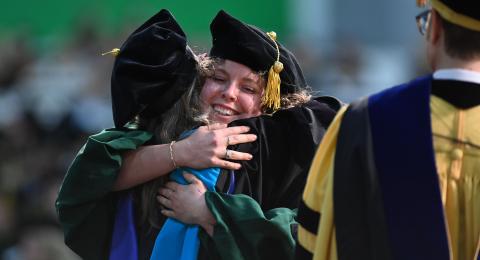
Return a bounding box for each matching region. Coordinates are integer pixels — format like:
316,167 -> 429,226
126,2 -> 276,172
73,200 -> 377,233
216,59 -> 263,81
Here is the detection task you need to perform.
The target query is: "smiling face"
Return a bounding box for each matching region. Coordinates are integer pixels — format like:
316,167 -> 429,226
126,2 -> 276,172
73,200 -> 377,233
199,59 -> 265,124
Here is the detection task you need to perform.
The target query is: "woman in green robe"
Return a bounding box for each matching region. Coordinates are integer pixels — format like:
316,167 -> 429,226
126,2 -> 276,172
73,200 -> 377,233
56,9 -> 340,260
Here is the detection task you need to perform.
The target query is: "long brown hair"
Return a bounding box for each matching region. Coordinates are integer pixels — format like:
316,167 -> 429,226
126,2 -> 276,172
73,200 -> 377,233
136,74 -> 208,229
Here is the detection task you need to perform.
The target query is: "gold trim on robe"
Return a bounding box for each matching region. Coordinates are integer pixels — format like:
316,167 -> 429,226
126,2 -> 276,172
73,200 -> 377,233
298,96 -> 480,260
431,95 -> 480,260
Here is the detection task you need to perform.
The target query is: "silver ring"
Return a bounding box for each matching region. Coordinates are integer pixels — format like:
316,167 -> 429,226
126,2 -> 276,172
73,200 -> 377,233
226,136 -> 230,146
225,149 -> 231,159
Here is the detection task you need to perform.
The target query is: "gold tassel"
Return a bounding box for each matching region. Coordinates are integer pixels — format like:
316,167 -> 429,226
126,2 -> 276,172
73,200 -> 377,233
263,61 -> 283,110
101,48 -> 120,56
263,31 -> 283,111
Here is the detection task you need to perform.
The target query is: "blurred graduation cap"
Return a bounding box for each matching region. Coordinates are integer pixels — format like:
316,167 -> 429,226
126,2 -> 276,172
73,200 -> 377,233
417,0 -> 480,31
209,10 -> 308,111
109,9 -> 197,128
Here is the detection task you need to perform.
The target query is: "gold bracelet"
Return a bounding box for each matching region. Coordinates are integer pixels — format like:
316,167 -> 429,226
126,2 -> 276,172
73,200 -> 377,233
169,141 -> 178,169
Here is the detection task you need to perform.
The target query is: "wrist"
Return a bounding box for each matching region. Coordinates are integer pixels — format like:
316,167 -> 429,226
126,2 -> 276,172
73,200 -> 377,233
169,141 -> 179,169
197,198 -> 216,227
201,223 -> 215,237
172,139 -> 187,168
198,212 -> 216,236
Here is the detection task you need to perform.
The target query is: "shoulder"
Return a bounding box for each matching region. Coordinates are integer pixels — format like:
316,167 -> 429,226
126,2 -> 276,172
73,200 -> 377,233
290,95 -> 343,127
311,95 -> 343,112
369,75 -> 432,106
335,98 -> 370,146
229,96 -> 343,129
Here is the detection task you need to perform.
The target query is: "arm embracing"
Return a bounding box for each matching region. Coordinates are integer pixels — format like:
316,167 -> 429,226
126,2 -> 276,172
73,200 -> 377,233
55,129 -> 152,259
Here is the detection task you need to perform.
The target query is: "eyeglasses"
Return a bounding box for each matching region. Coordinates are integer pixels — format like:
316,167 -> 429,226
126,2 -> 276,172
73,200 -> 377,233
415,10 -> 431,35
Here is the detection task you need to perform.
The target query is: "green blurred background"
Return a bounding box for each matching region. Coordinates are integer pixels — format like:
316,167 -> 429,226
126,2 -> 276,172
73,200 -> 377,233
1,0 -> 288,50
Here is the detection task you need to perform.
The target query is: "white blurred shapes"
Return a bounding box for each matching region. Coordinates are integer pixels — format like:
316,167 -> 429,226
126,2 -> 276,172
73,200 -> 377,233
19,53 -> 93,131
0,90 -> 23,128
71,96 -> 113,133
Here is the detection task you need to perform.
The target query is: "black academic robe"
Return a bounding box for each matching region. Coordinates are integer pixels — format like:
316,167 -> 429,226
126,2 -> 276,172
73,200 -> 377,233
56,96 -> 340,260
296,76 -> 480,260
197,96 -> 340,259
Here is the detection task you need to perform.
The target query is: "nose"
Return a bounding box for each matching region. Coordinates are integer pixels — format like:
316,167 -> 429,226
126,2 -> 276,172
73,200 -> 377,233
222,82 -> 238,102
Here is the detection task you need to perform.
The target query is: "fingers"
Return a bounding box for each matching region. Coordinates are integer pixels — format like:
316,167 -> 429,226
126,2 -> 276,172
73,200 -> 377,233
165,181 -> 181,191
183,173 -> 201,185
219,126 -> 251,136
158,187 -> 174,198
183,173 -> 208,193
156,195 -> 171,208
161,209 -> 175,218
161,209 -> 178,218
200,123 -> 227,131
202,124 -> 251,134
211,157 -> 242,170
224,150 -> 253,161
226,134 -> 257,146
200,124 -> 256,148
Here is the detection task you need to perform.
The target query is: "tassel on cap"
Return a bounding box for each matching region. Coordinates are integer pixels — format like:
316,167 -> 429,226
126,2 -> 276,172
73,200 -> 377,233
263,31 -> 283,111
102,48 -> 121,56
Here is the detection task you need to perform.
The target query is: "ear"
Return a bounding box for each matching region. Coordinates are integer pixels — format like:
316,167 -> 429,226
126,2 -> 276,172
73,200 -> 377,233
427,10 -> 443,47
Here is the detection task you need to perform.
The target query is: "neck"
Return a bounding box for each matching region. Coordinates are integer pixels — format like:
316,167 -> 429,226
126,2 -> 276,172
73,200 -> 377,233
434,54 -> 480,72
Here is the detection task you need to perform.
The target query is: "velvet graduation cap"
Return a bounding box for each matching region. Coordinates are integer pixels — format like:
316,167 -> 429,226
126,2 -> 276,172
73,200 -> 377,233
209,10 -> 307,111
109,9 -> 197,128
417,0 -> 480,31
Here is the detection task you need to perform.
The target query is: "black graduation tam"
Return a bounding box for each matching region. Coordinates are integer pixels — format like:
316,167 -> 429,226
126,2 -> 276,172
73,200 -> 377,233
111,9 -> 197,128
209,10 -> 307,110
422,0 -> 480,31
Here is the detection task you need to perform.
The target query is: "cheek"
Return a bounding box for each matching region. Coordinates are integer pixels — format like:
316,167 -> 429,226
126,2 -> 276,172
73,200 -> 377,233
199,82 -> 218,104
249,91 -> 264,115
239,95 -> 263,117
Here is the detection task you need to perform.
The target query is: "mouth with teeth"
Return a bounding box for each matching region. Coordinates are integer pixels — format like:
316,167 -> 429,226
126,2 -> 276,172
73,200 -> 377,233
212,105 -> 239,117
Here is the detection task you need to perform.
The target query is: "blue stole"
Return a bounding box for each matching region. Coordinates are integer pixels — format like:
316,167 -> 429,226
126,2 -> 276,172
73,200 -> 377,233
109,167 -> 220,260
367,75 -> 456,259
149,166 -> 220,260
109,130 -> 225,259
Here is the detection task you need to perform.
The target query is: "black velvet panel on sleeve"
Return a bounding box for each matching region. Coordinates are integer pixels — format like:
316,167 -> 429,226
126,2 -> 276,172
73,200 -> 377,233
333,98 -> 392,260
220,97 -> 339,210
431,79 -> 480,109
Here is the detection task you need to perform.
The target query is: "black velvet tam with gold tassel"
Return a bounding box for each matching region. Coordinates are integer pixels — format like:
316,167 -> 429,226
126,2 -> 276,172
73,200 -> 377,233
209,10 -> 308,111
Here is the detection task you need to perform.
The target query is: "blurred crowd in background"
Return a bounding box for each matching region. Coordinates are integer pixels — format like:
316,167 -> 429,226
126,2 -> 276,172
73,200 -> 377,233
0,1 -> 430,259
0,25 -> 116,260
